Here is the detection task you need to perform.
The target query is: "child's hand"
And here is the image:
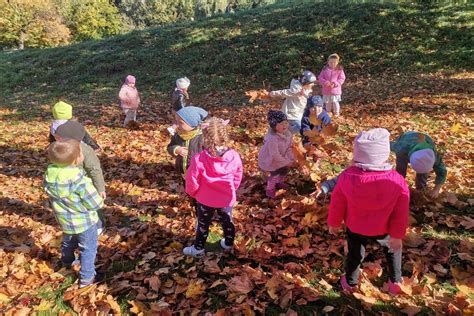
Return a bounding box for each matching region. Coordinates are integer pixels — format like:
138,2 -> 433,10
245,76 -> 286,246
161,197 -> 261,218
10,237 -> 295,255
99,192 -> 107,200
176,147 -> 188,157
388,237 -> 402,252
301,165 -> 310,176
428,185 -> 442,199
328,226 -> 341,235
331,82 -> 337,88
325,82 -> 332,87
313,187 -> 323,199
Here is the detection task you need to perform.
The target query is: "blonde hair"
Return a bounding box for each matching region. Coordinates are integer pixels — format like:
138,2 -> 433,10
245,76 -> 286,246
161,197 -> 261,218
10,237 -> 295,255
202,117 -> 230,155
328,53 -> 340,62
48,139 -> 81,165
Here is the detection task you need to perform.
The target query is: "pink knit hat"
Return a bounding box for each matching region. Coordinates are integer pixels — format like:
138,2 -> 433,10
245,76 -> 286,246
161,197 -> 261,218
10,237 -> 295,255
125,75 -> 136,85
353,128 -> 391,169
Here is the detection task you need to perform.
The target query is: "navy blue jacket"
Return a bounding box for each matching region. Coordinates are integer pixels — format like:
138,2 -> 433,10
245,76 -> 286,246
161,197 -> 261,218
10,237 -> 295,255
300,108 -> 331,145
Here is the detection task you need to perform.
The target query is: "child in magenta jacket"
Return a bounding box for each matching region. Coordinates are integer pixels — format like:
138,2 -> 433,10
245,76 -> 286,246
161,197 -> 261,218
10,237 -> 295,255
318,54 -> 346,117
327,128 -> 410,296
184,117 -> 243,257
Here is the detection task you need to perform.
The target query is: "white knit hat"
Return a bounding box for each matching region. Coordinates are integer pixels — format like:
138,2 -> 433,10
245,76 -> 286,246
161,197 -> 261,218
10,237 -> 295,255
410,149 -> 435,174
353,128 -> 392,171
176,77 -> 190,89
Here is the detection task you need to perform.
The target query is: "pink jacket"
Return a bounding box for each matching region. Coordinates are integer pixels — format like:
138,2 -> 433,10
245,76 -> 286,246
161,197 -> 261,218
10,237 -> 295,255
318,66 -> 346,96
186,149 -> 243,208
327,166 -> 410,239
258,129 -> 294,172
119,84 -> 140,109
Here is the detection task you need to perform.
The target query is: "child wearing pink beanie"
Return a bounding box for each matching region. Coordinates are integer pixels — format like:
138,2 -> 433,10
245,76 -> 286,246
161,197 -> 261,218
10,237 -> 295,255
118,75 -> 140,127
327,128 -> 410,296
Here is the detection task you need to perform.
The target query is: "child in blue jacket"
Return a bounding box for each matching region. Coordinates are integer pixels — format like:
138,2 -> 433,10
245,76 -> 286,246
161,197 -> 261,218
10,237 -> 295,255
300,96 -> 331,146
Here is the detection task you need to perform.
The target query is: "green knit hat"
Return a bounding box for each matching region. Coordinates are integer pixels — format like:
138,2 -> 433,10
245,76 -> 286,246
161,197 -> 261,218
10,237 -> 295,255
52,101 -> 73,120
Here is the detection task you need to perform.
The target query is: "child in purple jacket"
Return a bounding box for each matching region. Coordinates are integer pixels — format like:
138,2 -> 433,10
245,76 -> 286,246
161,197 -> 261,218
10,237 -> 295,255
184,117 -> 243,257
318,54 -> 346,117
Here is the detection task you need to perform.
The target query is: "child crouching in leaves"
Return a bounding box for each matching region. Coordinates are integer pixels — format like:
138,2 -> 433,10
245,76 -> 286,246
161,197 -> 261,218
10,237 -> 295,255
300,95 -> 331,147
327,128 -> 410,296
258,110 -> 295,199
183,117 -> 243,257
167,106 -> 208,179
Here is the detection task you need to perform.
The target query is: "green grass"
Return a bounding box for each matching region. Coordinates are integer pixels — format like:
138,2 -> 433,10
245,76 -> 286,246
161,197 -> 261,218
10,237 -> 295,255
0,1 -> 472,111
35,275 -> 77,315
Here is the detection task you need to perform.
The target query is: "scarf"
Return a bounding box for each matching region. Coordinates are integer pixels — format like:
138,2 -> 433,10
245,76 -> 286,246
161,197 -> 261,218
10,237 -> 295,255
177,128 -> 201,140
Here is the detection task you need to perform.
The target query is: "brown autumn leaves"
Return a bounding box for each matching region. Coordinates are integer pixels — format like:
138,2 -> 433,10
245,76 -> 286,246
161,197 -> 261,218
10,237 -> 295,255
0,71 -> 473,315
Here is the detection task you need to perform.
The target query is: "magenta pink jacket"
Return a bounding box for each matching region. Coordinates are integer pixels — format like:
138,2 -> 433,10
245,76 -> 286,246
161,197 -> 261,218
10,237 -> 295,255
186,149 -> 243,208
327,166 -> 410,239
318,66 -> 346,96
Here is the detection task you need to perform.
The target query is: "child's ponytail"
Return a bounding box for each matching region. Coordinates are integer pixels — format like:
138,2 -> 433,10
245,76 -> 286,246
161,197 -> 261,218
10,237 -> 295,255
202,117 -> 231,156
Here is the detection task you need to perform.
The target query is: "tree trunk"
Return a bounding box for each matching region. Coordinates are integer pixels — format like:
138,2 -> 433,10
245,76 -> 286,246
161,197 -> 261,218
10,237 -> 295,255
18,31 -> 25,50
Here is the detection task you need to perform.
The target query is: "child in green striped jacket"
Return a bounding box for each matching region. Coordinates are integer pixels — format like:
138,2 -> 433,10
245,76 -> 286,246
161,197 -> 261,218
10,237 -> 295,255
44,139 -> 104,288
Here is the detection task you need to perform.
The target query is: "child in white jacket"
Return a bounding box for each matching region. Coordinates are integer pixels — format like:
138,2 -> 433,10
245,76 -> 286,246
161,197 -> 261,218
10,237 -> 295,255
265,70 -> 317,134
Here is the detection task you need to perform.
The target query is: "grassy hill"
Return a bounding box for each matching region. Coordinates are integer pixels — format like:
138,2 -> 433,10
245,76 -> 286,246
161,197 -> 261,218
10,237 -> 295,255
0,0 -> 472,109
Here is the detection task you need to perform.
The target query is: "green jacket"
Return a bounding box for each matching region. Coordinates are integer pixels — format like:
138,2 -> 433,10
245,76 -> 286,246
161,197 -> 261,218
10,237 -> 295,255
79,143 -> 106,193
390,131 -> 447,185
44,165 -> 104,234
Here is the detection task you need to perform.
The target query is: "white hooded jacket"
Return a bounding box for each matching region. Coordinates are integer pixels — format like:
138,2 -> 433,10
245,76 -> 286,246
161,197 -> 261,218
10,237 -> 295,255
269,79 -> 312,121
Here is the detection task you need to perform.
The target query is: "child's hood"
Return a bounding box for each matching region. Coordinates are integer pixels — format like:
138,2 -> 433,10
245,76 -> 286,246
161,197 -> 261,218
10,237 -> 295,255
199,149 -> 240,176
44,165 -> 83,198
289,79 -> 303,91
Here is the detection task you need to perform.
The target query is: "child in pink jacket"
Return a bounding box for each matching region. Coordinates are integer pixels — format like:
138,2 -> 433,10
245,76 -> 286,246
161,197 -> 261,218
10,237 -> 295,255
118,75 -> 140,127
318,54 -> 346,117
327,128 -> 409,296
184,117 -> 243,257
258,110 -> 295,198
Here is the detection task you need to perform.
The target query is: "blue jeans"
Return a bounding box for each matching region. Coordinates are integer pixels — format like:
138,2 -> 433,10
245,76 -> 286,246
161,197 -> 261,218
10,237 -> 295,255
61,223 -> 98,286
288,120 -> 301,134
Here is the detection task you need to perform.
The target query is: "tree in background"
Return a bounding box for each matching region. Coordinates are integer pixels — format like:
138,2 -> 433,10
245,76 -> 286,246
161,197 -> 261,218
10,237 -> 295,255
0,0 -> 71,49
65,0 -> 123,41
118,0 -> 194,28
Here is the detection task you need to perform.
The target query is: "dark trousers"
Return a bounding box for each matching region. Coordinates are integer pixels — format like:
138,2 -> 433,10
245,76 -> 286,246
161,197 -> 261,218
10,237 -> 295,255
345,229 -> 402,286
395,154 -> 429,190
270,166 -> 289,177
194,203 -> 235,250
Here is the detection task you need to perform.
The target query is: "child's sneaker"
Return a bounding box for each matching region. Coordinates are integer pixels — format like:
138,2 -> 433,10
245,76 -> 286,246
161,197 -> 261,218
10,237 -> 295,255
79,272 -> 104,288
340,275 -> 356,292
220,239 -> 232,252
388,280 -> 402,296
183,245 -> 205,258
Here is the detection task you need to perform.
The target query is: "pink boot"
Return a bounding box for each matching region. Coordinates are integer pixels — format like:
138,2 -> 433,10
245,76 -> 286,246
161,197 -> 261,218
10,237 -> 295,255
266,176 -> 278,198
275,175 -> 289,190
388,280 -> 402,296
340,275 -> 356,292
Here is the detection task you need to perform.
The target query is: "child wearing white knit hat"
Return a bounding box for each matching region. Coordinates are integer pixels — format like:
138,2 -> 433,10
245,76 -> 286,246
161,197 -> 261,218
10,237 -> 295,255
390,131 -> 447,198
327,128 -> 410,296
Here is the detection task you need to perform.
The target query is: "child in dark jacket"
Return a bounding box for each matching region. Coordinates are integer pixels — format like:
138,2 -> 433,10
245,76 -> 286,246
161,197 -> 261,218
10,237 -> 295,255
300,95 -> 331,146
49,101 -> 100,151
171,77 -> 191,113
167,106 -> 208,177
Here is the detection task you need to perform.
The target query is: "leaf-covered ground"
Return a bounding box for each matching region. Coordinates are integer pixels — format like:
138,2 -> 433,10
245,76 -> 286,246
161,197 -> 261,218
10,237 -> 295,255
0,71 -> 473,315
